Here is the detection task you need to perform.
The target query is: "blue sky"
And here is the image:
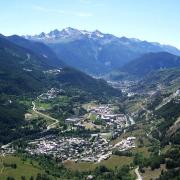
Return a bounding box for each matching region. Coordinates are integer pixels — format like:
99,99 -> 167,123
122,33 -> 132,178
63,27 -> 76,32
1,0 -> 180,48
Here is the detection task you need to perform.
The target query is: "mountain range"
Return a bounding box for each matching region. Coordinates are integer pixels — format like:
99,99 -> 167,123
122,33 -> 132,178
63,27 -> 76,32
0,34 -> 120,97
24,27 -> 180,75
0,27 -> 180,180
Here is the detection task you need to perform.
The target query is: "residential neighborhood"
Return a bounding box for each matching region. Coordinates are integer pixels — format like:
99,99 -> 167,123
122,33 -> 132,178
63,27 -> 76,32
23,104 -> 136,163
25,135 -> 136,163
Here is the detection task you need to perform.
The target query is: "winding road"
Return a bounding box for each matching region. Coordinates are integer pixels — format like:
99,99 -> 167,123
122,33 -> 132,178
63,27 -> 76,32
32,101 -> 59,130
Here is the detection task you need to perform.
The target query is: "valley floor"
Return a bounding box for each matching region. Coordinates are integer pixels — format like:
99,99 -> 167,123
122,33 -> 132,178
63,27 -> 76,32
0,82 -> 179,180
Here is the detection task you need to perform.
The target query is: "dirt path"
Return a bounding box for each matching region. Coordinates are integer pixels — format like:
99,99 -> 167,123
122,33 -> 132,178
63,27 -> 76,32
32,101 -> 59,130
135,166 -> 143,180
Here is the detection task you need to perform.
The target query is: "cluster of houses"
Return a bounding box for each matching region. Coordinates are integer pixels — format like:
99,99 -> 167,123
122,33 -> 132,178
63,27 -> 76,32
43,68 -> 62,75
107,80 -> 137,94
62,104 -> 130,133
65,117 -> 86,130
0,144 -> 15,155
0,102 -> 137,165
38,88 -> 64,100
25,134 -> 136,163
113,137 -> 136,151
88,104 -> 129,130
26,134 -> 112,162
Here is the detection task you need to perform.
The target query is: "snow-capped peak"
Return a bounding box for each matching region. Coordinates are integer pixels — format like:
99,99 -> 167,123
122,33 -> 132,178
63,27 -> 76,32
39,32 -> 46,38
48,29 -> 61,37
61,27 -> 81,34
25,27 -> 112,42
80,29 -> 104,39
92,30 -> 104,38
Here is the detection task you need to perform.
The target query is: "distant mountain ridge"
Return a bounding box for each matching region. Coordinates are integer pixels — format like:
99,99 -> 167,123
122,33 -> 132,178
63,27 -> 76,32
24,27 -> 180,75
108,52 -> 180,80
121,52 -> 180,76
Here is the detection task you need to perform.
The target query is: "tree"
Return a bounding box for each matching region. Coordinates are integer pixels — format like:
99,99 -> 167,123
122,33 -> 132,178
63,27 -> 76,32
21,176 -> 26,180
7,177 -> 15,180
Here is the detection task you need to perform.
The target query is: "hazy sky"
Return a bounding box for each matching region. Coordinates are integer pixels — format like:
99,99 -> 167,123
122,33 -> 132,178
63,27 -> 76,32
1,0 -> 180,48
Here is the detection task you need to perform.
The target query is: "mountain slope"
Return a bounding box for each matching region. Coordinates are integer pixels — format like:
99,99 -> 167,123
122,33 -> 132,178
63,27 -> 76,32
7,35 -> 65,68
0,34 -> 122,144
153,90 -> 180,145
133,68 -> 180,93
0,35 -> 50,94
109,52 -> 180,80
25,28 -> 180,75
0,34 -> 121,97
121,52 -> 180,77
0,34 -> 53,71
55,67 -> 121,97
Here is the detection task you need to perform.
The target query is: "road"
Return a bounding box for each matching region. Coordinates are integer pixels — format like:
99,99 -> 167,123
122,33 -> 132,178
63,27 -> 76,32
135,166 -> 143,180
0,102 -> 60,154
0,102 -> 60,151
32,101 -> 59,130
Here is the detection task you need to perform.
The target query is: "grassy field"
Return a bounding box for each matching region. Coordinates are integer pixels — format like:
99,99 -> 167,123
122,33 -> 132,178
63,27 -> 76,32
36,101 -> 51,110
89,113 -> 97,121
110,122 -> 151,158
82,101 -> 97,111
141,164 -> 166,180
0,155 -> 47,180
64,155 -> 133,171
83,122 -> 96,130
18,99 -> 33,109
131,147 -> 150,157
27,110 -> 56,126
111,125 -> 147,145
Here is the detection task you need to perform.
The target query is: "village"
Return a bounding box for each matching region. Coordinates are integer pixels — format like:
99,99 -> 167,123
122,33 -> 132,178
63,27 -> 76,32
23,104 -> 136,163
1,100 -> 137,164
64,103 -> 135,134
25,134 -> 136,163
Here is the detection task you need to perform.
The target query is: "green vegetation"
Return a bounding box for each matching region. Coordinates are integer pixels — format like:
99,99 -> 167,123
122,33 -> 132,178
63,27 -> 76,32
110,52 -> 180,81
0,96 -> 41,145
64,155 -> 133,171
0,154 -> 135,180
0,35 -> 121,145
0,155 -> 47,180
137,68 -> 180,93
94,118 -> 106,126
0,34 -> 180,180
152,99 -> 180,145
